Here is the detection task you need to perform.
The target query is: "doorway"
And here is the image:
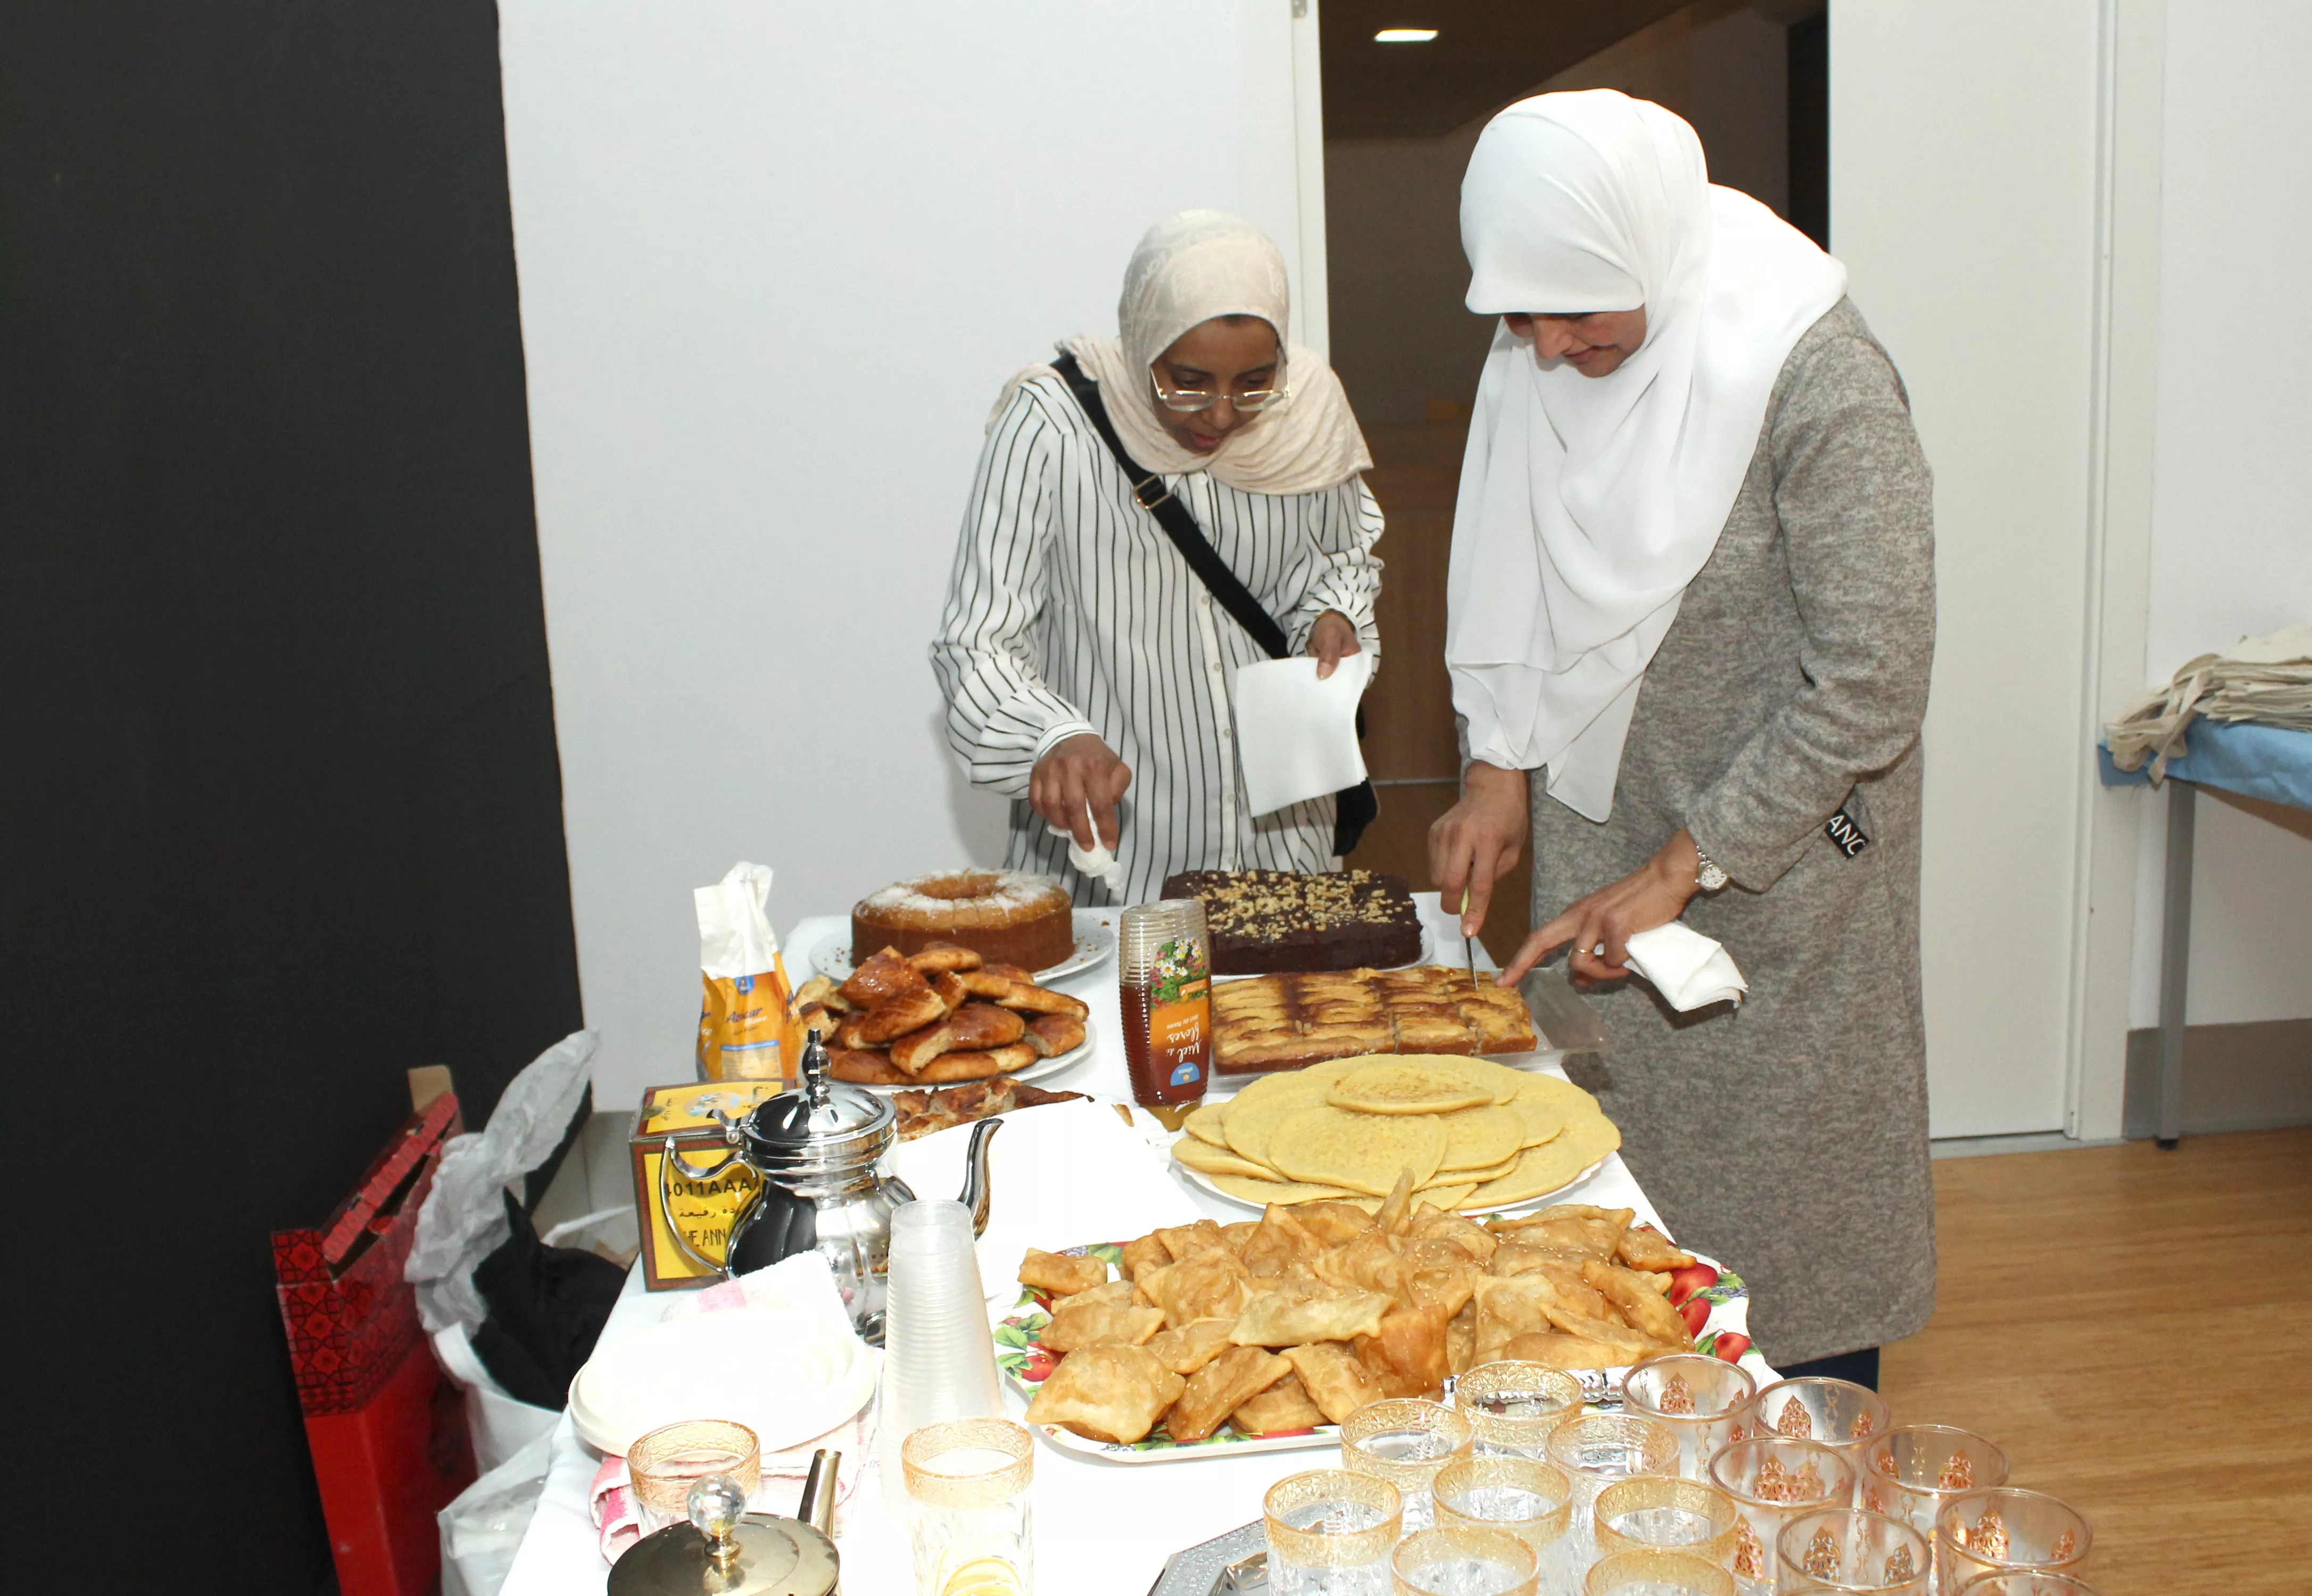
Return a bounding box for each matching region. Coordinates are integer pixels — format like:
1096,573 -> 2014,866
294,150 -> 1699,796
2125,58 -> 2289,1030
1321,1 -> 1829,958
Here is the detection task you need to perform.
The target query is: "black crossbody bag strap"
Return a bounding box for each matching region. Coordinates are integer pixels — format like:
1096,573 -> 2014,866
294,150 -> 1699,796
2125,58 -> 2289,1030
1049,351 -> 1291,659
1047,350 -> 1379,855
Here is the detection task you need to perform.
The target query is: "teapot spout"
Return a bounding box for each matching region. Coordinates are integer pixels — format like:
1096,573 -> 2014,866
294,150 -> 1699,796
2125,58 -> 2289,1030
958,1117 -> 999,1236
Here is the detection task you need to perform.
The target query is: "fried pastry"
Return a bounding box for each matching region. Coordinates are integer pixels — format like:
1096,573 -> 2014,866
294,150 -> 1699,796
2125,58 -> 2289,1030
1139,1252 -> 1255,1328
1616,1225 -> 1696,1273
1283,1341 -> 1387,1424
1229,1371 -> 1327,1435
1144,1317 -> 1237,1376
1023,1343 -> 1183,1444
1051,1279 -> 1139,1315
1119,1233 -> 1173,1283
1041,1300 -> 1165,1355
1499,1331 -> 1645,1371
840,947 -> 925,1007
1018,1248 -> 1108,1296
1165,1345 -> 1294,1443
906,942 -> 984,974
1230,1278 -> 1393,1347
1354,1307 -> 1451,1399
1582,1259 -> 1694,1348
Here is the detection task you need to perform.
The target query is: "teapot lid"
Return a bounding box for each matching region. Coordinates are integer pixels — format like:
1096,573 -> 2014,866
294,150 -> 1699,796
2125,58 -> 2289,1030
606,1516 -> 839,1596
740,1031 -> 894,1165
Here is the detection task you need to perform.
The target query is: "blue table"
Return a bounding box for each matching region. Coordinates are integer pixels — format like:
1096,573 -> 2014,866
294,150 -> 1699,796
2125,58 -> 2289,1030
2099,719 -> 2312,1145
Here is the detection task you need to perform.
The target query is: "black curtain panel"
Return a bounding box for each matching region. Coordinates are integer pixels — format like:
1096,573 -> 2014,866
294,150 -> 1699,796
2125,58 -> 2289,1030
0,4 -> 582,1589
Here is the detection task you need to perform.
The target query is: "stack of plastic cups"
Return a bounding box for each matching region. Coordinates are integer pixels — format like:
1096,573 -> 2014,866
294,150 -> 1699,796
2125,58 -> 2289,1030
878,1199 -> 1005,1527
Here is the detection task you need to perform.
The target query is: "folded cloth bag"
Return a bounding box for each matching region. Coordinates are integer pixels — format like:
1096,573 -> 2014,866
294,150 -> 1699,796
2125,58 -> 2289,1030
1621,923 -> 1747,1011
588,1252 -> 876,1565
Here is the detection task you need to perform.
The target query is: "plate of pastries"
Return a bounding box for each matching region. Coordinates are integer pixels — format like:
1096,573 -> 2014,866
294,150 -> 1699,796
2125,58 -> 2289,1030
995,1187 -> 1753,1461
795,941 -> 1090,1090
1211,965 -> 1536,1074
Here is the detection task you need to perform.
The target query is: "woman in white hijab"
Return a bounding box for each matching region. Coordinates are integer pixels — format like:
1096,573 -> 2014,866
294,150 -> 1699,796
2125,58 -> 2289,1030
1431,93 -> 1937,1381
932,211 -> 1383,903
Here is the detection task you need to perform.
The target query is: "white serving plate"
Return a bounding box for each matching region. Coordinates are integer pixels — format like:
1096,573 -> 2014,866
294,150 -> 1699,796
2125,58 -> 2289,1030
568,1304 -> 878,1457
1176,1151 -> 1611,1220
840,1025 -> 1095,1095
807,907 -> 1117,986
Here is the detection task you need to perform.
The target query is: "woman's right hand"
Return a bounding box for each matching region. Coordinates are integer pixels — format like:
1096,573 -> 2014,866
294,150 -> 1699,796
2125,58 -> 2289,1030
1429,760 -> 1529,941
1031,734 -> 1132,850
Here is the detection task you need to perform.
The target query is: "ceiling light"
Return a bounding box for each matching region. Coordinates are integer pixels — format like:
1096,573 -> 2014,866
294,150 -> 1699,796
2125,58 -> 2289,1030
1374,28 -> 1439,44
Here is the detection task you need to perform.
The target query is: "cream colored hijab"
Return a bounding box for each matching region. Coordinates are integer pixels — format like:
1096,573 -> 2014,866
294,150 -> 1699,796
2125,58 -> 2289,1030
1446,92 -> 1847,820
996,210 -> 1371,495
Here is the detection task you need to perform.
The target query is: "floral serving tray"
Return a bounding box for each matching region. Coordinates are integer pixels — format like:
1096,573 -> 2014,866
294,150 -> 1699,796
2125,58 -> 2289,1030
993,1241 -> 1763,1464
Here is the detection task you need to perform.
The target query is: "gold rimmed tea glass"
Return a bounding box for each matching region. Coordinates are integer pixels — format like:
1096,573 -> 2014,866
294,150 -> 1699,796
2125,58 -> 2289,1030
627,1419 -> 761,1535
1391,1524 -> 1538,1596
1266,1469 -> 1404,1596
1341,1398 -> 1477,1534
1776,1508 -> 1931,1594
1734,1379 -> 1890,1463
1858,1426 -> 2009,1580
1621,1354 -> 1758,1480
1432,1456 -> 1574,1592
1952,1574 -> 2104,1595
902,1416 -> 1034,1596
1585,1549 -> 1737,1595
1593,1475 -> 1742,1567
1706,1437 -> 1855,1596
1545,1412 -> 1678,1567
1454,1361 -> 1588,1458
1933,1489 -> 2091,1595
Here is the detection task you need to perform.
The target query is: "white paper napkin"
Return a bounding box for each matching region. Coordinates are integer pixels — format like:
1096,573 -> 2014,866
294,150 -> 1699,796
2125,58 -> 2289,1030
1231,652 -> 1373,818
1622,922 -> 1748,1011
891,1099 -> 1201,1308
1046,796 -> 1123,891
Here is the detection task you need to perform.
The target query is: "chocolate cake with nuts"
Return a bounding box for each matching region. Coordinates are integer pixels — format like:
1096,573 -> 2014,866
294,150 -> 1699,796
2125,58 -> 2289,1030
1162,868 -> 1422,974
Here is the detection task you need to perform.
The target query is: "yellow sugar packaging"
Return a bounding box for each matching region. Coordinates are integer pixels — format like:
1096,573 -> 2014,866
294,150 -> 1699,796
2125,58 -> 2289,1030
694,860 -> 802,1082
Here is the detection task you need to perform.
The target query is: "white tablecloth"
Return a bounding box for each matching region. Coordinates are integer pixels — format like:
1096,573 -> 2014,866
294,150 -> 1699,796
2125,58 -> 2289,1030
500,893 -> 1668,1596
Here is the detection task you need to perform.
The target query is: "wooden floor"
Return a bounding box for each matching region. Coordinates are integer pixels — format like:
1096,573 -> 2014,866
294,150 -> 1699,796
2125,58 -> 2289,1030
1882,1126 -> 2312,1594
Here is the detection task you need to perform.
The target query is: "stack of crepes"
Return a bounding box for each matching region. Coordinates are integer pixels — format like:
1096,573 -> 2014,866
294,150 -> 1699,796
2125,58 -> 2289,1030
1171,1055 -> 1619,1212
2107,622 -> 2312,779
1014,1191 -> 1708,1448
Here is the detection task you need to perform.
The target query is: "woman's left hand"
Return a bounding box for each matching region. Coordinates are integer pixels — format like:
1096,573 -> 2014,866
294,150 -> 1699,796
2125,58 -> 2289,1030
1308,610 -> 1362,679
1499,828 -> 1704,986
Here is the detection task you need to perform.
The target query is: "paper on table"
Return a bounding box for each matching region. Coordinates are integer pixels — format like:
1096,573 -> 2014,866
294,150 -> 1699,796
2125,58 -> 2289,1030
1230,652 -> 1373,818
892,1099 -> 1201,1307
1622,922 -> 1747,1011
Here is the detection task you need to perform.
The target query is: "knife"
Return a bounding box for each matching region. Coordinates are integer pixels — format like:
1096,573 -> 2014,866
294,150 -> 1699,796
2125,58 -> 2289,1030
1459,884 -> 1478,991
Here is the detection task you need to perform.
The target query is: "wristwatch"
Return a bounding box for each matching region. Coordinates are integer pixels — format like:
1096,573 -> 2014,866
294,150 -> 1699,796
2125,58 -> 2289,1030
1694,843 -> 1729,894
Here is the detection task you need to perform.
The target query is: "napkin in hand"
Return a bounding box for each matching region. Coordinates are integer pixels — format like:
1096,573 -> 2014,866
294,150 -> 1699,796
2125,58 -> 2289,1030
1046,795 -> 1124,892
1622,923 -> 1747,1011
1231,652 -> 1373,818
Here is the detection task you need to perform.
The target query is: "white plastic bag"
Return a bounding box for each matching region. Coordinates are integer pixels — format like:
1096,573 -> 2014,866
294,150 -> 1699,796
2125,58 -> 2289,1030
437,1428 -> 556,1596
405,1028 -> 599,1333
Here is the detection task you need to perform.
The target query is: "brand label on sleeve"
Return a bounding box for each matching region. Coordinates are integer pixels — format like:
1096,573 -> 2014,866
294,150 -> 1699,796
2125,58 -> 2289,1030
1825,807 -> 1871,858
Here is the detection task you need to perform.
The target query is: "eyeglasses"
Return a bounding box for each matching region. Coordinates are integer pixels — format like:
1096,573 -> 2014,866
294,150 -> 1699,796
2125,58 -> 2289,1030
1149,367 -> 1290,414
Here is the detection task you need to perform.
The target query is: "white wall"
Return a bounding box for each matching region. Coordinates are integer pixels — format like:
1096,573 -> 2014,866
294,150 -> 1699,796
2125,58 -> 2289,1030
496,1 -> 1322,1104
2122,0 -> 2312,1029
1834,2 -> 2106,1137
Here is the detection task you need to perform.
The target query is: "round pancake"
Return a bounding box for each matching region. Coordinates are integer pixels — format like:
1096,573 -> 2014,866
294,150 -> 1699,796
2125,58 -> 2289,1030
1435,1104 -> 1524,1170
1328,1061 -> 1494,1116
1221,1083 -> 1332,1166
1510,1093 -> 1572,1148
1207,1171 -> 1363,1206
1424,1151 -> 1520,1188
1229,1059 -> 1358,1105
1170,1136 -> 1274,1181
1418,1054 -> 1523,1105
1464,1111 -> 1622,1207
1269,1102 -> 1447,1196
1182,1101 -> 1230,1148
1512,1071 -> 1602,1116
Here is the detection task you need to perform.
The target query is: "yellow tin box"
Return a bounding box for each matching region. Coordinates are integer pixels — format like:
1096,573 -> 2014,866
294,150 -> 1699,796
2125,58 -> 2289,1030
629,1079 -> 783,1291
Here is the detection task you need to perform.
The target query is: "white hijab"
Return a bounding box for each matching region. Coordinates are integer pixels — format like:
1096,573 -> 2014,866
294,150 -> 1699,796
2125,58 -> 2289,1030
996,210 -> 1371,495
1446,91 -> 1848,821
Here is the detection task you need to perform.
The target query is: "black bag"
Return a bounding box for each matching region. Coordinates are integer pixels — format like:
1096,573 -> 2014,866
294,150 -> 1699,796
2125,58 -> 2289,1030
1048,351 -> 1379,856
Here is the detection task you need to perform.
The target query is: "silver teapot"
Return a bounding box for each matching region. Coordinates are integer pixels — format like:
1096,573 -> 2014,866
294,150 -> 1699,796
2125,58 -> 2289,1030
661,1031 -> 997,1344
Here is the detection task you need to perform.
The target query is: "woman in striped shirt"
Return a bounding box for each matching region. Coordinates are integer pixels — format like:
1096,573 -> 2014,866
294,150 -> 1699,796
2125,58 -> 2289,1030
931,212 -> 1386,903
